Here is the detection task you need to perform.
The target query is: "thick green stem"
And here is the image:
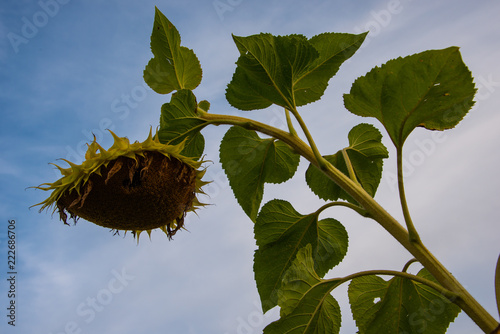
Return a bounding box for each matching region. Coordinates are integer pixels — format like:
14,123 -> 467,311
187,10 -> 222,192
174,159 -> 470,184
199,111 -> 314,160
199,111 -> 499,333
323,155 -> 499,333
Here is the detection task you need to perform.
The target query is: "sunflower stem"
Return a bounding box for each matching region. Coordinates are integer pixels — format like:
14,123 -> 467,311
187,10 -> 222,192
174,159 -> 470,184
197,111 -> 499,332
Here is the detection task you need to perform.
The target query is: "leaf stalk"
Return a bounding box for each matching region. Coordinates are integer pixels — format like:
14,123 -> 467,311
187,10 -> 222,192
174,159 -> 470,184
396,146 -> 422,244
402,258 -> 419,273
342,148 -> 360,185
325,269 -> 460,301
316,201 -> 370,218
288,108 -> 328,170
284,108 -> 298,137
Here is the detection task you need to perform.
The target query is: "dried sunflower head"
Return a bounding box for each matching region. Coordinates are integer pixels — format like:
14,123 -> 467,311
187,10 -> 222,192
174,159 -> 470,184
33,129 -> 208,240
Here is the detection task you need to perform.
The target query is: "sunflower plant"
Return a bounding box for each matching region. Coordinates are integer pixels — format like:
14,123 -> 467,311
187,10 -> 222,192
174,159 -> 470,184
35,7 -> 500,334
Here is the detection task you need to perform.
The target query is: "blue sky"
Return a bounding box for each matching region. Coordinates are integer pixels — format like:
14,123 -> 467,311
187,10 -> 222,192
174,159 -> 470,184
1,0 -> 500,333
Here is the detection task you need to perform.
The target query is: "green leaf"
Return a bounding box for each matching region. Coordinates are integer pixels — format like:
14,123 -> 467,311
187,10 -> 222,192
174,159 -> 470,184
264,245 -> 342,334
226,32 -> 366,111
306,123 -> 388,202
143,7 -> 202,94
348,269 -> 461,334
158,89 -> 208,159
254,200 -> 348,312
344,47 -> 476,147
198,100 -> 210,112
219,127 -> 300,221
294,32 -> 368,106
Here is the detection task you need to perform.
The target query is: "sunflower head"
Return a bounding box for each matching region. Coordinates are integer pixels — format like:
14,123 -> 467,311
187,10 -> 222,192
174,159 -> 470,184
33,129 -> 208,240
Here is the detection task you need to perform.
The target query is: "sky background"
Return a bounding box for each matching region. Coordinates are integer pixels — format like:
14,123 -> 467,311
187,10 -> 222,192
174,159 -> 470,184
1,0 -> 499,333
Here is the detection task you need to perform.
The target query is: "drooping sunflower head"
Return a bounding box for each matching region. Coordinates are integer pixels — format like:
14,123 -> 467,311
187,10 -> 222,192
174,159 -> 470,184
33,129 -> 208,240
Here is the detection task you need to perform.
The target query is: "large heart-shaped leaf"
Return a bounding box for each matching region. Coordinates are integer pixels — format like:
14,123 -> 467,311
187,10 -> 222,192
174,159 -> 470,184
143,7 -> 202,94
226,32 -> 367,111
348,269 -> 461,334
254,200 -> 348,312
219,126 -> 300,221
306,123 -> 388,202
264,245 -> 343,334
344,47 -> 476,147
